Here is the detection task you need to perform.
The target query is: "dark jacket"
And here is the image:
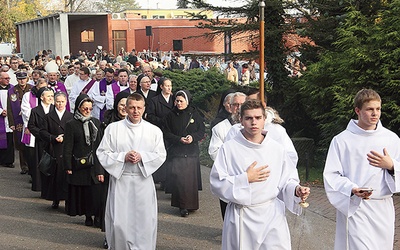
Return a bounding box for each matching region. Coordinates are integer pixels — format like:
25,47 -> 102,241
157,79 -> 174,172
40,109 -> 73,161
146,94 -> 175,128
136,88 -> 157,104
63,117 -> 103,186
39,109 -> 73,200
210,108 -> 231,129
163,106 -> 205,157
28,104 -> 55,145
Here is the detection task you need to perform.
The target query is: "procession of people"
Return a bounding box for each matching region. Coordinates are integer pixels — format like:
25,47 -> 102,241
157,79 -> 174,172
1,49 -> 399,250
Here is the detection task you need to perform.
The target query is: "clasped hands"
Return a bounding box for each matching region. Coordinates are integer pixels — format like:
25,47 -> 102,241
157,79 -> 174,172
125,150 -> 142,164
180,135 -> 193,144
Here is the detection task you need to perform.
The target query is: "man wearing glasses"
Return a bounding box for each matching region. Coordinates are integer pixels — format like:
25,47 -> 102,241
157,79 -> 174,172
8,56 -> 19,85
208,92 -> 246,219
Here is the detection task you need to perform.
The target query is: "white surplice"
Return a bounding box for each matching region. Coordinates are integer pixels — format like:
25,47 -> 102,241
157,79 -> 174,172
226,122 -> 299,166
68,78 -> 93,111
210,131 -> 302,250
208,118 -> 232,161
90,80 -> 105,120
21,91 -> 38,147
96,118 -> 166,250
324,119 -> 400,250
105,82 -> 128,110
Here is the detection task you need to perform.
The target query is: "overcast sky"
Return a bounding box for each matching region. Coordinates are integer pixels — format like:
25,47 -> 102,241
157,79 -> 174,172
137,0 -> 243,9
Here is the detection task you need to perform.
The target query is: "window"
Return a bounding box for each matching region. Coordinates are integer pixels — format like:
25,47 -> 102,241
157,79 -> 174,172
152,15 -> 159,19
159,15 -> 165,19
141,15 -> 147,19
81,29 -> 94,43
112,30 -> 127,57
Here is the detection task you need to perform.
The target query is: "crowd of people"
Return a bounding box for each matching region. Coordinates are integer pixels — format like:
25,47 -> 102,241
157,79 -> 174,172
0,48 -> 399,250
0,50 -> 208,249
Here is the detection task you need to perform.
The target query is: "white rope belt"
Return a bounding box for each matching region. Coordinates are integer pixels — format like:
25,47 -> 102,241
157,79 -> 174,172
233,199 -> 275,250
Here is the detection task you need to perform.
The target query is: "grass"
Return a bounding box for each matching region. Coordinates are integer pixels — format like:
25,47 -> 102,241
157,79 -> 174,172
297,166 -> 324,186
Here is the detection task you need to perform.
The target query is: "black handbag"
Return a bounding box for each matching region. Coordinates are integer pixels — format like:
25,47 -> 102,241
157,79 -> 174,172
38,151 -> 56,176
73,151 -> 94,170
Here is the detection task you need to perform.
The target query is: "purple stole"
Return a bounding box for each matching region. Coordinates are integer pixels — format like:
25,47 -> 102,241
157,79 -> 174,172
8,86 -> 24,143
122,88 -> 132,94
0,98 -> 7,149
111,82 -> 121,98
21,92 -> 37,145
99,78 -> 113,122
81,79 -> 96,94
49,82 -> 71,112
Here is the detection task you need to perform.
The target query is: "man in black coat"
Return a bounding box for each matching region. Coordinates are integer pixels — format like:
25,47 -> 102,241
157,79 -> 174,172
136,75 -> 157,119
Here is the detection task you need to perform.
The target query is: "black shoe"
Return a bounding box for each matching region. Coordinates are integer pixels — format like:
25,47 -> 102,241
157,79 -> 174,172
51,201 -> 59,209
20,170 -> 28,174
85,216 -> 93,226
179,208 -> 189,217
94,216 -> 101,228
103,238 -> 108,249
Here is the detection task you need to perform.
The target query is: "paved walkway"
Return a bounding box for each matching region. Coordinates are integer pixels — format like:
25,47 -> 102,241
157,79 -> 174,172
0,164 -> 398,249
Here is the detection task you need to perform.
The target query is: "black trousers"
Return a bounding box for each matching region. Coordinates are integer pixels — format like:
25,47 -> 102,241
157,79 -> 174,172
0,132 -> 14,165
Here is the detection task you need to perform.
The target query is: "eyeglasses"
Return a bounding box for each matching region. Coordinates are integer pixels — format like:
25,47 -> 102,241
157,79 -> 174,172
142,80 -> 151,83
1,77 -> 11,80
81,107 -> 93,111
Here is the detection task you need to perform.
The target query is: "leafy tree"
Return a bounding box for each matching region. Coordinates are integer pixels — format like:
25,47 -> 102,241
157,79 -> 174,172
160,67 -> 232,113
0,5 -> 14,42
95,0 -> 140,12
177,0 -> 190,8
294,0 -> 400,149
0,0 -> 49,41
188,0 -> 295,109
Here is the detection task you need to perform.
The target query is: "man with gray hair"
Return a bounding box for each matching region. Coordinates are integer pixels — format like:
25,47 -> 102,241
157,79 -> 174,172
208,91 -> 247,219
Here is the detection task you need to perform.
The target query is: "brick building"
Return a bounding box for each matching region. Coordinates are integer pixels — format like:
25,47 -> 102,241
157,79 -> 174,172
15,9 -> 253,60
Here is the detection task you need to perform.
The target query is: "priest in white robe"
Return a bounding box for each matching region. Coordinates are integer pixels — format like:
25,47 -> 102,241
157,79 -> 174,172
324,89 -> 400,250
210,99 -> 309,250
96,93 -> 166,250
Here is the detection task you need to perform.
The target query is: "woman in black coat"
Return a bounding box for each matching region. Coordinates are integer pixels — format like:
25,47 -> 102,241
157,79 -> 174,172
146,77 -> 174,128
39,91 -> 73,208
28,87 -> 55,197
163,90 -> 205,217
146,78 -> 174,188
63,93 -> 104,227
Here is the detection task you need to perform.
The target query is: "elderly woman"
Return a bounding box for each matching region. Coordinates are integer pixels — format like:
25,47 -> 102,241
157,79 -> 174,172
40,92 -> 73,209
28,87 -> 55,197
163,90 -> 205,217
63,93 -> 104,227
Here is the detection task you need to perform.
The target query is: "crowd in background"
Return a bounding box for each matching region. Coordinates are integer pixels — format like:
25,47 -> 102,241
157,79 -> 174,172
0,47 -> 211,249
